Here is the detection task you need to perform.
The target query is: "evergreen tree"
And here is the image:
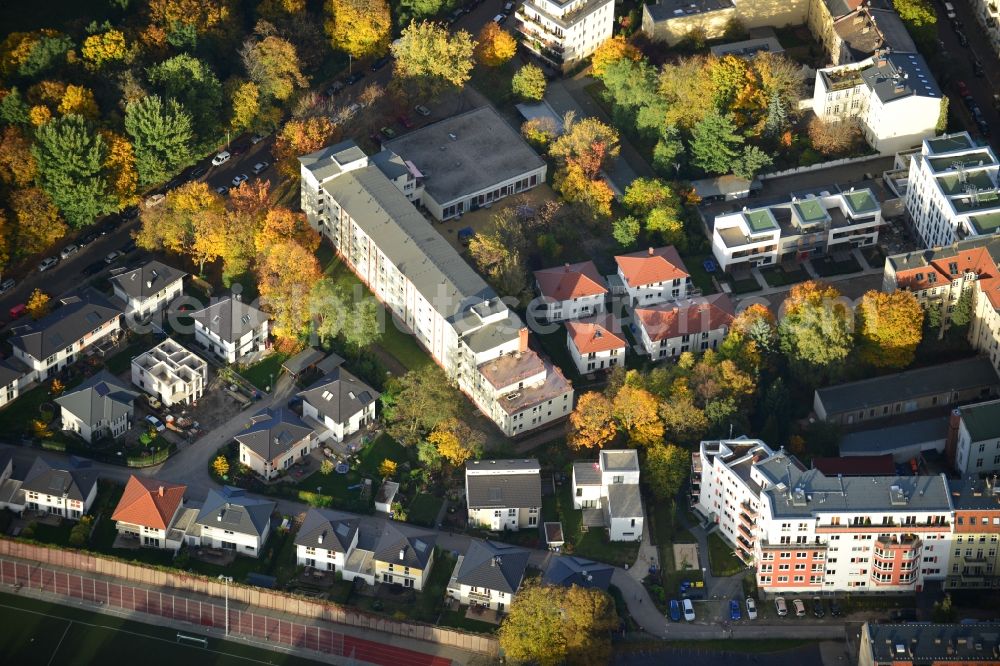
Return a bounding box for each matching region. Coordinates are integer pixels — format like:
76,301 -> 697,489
0,87 -> 30,126
31,114 -> 117,228
764,94 -> 788,138
147,55 -> 222,142
951,288 -> 974,327
734,145 -> 773,180
690,110 -> 743,175
125,95 -> 194,185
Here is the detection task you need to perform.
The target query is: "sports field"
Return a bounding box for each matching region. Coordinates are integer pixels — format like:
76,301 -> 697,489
0,592 -> 325,666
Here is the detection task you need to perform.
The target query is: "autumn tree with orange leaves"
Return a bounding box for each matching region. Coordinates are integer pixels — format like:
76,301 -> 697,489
10,187 -> 67,255
274,115 -> 335,178
475,22 -> 516,67
0,125 -> 36,186
611,385 -> 664,446
856,290 -> 924,369
136,182 -> 226,273
257,240 -> 321,345
569,392 -> 617,450
591,35 -> 640,78
255,207 -> 319,255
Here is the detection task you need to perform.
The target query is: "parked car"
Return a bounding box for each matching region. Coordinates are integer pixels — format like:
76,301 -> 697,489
253,161 -> 269,175
504,1 -> 515,10
231,173 -> 249,187
78,231 -> 99,247
120,239 -> 137,254
978,120 -> 991,137
9,303 -> 26,320
792,598 -> 806,617
286,395 -> 303,410
211,151 -> 231,166
144,193 -> 166,208
944,1 -> 956,18
813,598 -> 825,618
145,394 -> 162,410
0,278 -> 15,295
371,55 -> 391,71
956,80 -> 971,97
492,13 -> 506,24
326,81 -> 345,96
380,126 -> 397,138
668,599 -> 681,622
38,256 -> 59,272
250,133 -> 267,144
972,59 -> 985,77
122,206 -> 140,220
345,71 -> 365,85
956,31 -> 969,47
746,597 -> 757,620
82,260 -> 106,277
398,114 -> 414,129
105,250 -> 124,264
59,244 -> 79,260
344,102 -> 362,119
145,415 -> 166,432
829,599 -> 843,617
682,598 -> 695,622
963,94 -> 977,110
414,104 -> 431,117
729,599 -> 742,621
215,185 -> 228,195
775,596 -> 788,617
189,165 -> 207,180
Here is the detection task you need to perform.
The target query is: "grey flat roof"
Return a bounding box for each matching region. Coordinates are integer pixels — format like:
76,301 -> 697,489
299,140 -> 367,182
382,106 -> 544,207
573,462 -> 602,486
453,539 -> 529,593
864,623 -> 1000,663
282,347 -> 326,376
645,0 -> 735,21
601,449 -> 639,472
815,357 -> 999,416
709,37 -> 784,58
949,477 -> 1000,510
958,399 -> 1000,442
839,417 -> 949,456
606,483 -> 642,518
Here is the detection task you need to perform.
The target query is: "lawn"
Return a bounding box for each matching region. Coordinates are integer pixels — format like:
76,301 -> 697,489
438,609 -> 498,634
762,266 -> 808,287
105,337 -> 156,375
0,382 -> 54,435
0,592 -> 324,666
685,254 -> 720,296
552,481 -> 640,567
239,352 -> 290,392
350,548 -> 452,623
407,493 -> 444,528
812,255 -> 862,277
728,277 -> 761,294
707,532 -> 744,577
534,325 -> 580,383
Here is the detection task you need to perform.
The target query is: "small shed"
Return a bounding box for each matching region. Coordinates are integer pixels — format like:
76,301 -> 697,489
375,480 -> 400,514
691,175 -> 761,201
544,522 -> 565,551
282,347 -> 326,378
316,352 -> 345,375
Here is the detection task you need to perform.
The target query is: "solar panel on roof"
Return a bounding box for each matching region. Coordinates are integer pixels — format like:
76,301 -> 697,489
414,540 -> 427,553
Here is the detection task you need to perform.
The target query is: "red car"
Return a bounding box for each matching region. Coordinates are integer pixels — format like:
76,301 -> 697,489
956,80 -> 970,97
397,115 -> 414,129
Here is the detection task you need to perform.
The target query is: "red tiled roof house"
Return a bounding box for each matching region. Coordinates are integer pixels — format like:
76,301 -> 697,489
634,293 -> 735,360
614,246 -> 691,307
533,261 -> 608,322
111,475 -> 188,551
565,315 -> 627,375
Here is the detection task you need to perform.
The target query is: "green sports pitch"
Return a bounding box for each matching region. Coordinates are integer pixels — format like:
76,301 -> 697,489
0,591 -> 325,666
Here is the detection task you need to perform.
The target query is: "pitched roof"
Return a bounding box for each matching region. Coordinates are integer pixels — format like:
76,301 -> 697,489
294,507 -> 359,553
542,555 -> 614,590
453,540 -> 530,594
9,290 -> 121,361
534,261 -> 607,301
55,370 -> 138,427
21,457 -> 98,501
111,475 -> 186,530
298,367 -> 379,425
371,520 -> 436,569
466,462 -> 541,509
234,407 -> 314,463
635,293 -> 735,342
615,246 -> 688,288
864,622 -> 1000,663
0,359 -> 25,388
190,296 -> 267,343
109,260 -> 186,303
566,315 -> 626,355
196,486 -> 275,537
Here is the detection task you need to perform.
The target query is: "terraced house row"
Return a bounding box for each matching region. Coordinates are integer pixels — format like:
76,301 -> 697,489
692,438 -> 1000,595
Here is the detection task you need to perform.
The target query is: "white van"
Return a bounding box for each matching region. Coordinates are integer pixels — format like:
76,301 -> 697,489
682,598 -> 695,621
944,2 -> 956,18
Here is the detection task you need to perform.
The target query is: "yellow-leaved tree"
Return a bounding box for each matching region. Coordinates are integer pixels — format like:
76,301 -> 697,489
856,289 -> 924,369
100,131 -> 139,207
378,459 -> 397,479
568,391 -> 617,450
475,22 -> 516,67
256,239 -> 321,345
324,0 -> 391,60
591,35 -> 641,78
81,29 -> 127,68
611,384 -> 664,446
427,417 -> 484,466
26,288 -> 50,319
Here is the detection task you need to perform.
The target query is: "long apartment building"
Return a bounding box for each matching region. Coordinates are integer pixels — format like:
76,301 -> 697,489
813,51 -> 942,154
694,439 -> 957,594
299,141 -> 573,437
883,236 -> 1000,375
902,132 -> 1000,249
516,0 -> 615,73
711,187 -> 881,272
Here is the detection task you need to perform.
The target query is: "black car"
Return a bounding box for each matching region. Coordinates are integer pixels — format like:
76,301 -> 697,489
972,60 -> 985,77
964,94 -> 978,110
957,31 -> 969,47
371,56 -> 391,71
978,120 -> 991,137
121,206 -> 139,220
189,165 -> 207,179
120,239 -> 137,254
829,599 -> 843,617
78,231 -> 99,247
812,598 -> 825,618
82,260 -> 106,277
326,80 -> 345,96
345,71 -> 365,86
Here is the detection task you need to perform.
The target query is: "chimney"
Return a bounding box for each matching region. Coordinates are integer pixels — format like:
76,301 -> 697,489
564,263 -> 571,271
518,327 -> 529,353
318,533 -> 324,544
945,408 -> 962,468
647,247 -> 655,256
158,486 -> 164,497
146,280 -> 153,289
399,548 -> 405,561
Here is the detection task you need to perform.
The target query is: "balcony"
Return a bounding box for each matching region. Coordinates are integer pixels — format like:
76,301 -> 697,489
739,511 -> 755,529
691,452 -> 702,474
738,522 -> 753,539
739,501 -> 757,516
468,589 -> 493,604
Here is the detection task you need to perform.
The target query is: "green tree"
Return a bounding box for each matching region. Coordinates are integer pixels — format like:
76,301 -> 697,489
124,95 -> 194,185
690,110 -> 743,174
644,442 -> 689,502
734,145 -> 773,180
17,32 -> 73,78
381,365 -> 459,445
0,87 -> 30,126
511,64 -> 547,101
31,114 -> 116,227
778,281 -> 854,379
310,279 -> 383,351
390,21 -> 475,99
645,206 -> 686,249
240,35 -> 307,102
659,391 -> 709,445
951,288 -> 974,327
763,94 -> 788,137
612,215 -> 640,248
147,55 -> 223,141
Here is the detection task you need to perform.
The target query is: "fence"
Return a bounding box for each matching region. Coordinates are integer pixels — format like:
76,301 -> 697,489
757,153 -> 889,181
0,540 -> 498,658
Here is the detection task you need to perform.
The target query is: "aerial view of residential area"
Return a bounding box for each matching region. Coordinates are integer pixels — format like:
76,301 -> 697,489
2,0 -> 1000,664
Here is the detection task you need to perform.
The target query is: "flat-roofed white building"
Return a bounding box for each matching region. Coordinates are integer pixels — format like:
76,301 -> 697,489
571,450 -> 644,541
131,338 -> 207,407
953,398 -> 1000,476
517,0 -> 615,72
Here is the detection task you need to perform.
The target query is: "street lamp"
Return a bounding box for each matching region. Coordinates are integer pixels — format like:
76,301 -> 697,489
218,575 -> 233,636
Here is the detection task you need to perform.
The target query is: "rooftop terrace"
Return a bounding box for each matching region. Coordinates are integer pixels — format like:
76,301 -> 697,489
745,208 -> 779,233
969,211 -> 1000,235
793,199 -> 831,226
953,190 -> 1000,214
928,151 -> 997,173
926,133 -> 976,154
936,169 -> 996,195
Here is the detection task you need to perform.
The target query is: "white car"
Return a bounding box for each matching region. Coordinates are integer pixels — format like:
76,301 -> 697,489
38,256 -> 59,272
252,161 -> 269,174
792,598 -> 806,617
682,598 -> 695,621
59,244 -> 79,259
250,134 -> 266,144
144,193 -> 165,208
231,174 -> 248,187
414,104 -> 431,117
492,13 -> 506,24
211,151 -> 231,166
145,415 -> 166,432
775,596 -> 788,617
215,185 -> 228,195
746,597 -> 757,620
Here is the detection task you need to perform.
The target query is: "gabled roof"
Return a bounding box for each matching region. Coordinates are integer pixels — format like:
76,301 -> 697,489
110,260 -> 186,303
55,370 -> 138,427
566,315 -> 626,355
234,407 -> 314,463
294,507 -> 359,553
0,359 -> 26,388
534,261 -> 607,301
453,540 -> 530,594
542,555 -> 614,590
9,290 -> 121,361
635,293 -> 735,342
21,457 -> 98,502
190,296 -> 267,343
195,486 -> 275,537
298,367 -> 379,425
372,520 -> 436,569
615,246 -> 688,288
466,461 -> 542,509
111,475 -> 186,530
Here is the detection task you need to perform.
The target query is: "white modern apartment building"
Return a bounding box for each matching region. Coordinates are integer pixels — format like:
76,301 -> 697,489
131,339 -> 207,407
465,459 -> 542,531
565,315 -> 626,375
516,0 -> 615,72
633,293 -> 735,360
813,51 -> 943,154
902,132 -> 1000,249
614,246 -> 691,307
693,438 -> 954,594
533,261 -> 608,323
299,141 -> 572,437
711,187 -> 881,272
571,450 -> 644,541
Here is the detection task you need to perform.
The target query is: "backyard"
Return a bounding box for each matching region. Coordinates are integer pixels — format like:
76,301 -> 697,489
707,532 -> 745,577
240,352 -> 289,392
550,480 -> 641,567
